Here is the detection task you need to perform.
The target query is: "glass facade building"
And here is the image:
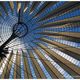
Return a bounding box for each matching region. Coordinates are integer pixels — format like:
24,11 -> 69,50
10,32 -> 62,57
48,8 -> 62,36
0,1 -> 80,79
